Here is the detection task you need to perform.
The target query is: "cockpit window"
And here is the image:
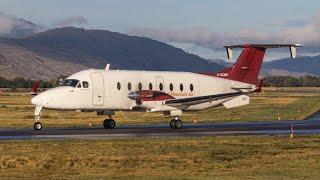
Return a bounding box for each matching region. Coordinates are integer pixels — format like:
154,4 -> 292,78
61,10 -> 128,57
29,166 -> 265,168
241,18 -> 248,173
61,79 -> 79,87
83,81 -> 89,88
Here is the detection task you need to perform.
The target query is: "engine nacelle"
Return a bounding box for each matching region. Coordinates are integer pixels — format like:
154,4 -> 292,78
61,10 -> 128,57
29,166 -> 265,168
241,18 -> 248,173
223,95 -> 249,109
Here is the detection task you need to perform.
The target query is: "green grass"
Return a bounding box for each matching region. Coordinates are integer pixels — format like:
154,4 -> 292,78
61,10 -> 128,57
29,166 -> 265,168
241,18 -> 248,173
0,136 -> 320,179
1,88 -> 320,179
1,87 -> 320,129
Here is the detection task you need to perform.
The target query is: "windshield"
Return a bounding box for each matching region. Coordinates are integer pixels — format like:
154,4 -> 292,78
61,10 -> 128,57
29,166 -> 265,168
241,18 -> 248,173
61,79 -> 79,87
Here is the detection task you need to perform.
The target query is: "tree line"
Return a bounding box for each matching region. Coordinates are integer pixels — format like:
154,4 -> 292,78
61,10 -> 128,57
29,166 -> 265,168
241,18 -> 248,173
0,76 -> 66,89
1,75 -> 320,89
264,76 -> 320,87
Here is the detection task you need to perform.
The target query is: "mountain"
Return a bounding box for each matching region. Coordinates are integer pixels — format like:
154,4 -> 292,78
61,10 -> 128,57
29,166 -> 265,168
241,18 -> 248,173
0,41 -> 87,80
262,55 -> 320,76
3,13 -> 317,80
0,27 -> 225,80
0,12 -> 46,38
207,55 -> 320,77
207,59 -> 233,67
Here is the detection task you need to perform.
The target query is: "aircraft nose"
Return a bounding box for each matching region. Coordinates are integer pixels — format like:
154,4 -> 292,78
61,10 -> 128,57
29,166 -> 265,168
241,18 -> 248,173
31,95 -> 43,106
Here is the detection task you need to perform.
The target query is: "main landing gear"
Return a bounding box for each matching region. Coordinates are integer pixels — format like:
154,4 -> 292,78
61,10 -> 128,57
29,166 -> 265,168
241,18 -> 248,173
34,106 -> 43,131
170,117 -> 183,129
97,110 -> 116,129
103,118 -> 116,129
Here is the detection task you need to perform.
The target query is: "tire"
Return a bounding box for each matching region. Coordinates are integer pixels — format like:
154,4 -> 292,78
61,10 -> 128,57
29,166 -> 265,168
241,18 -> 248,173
174,119 -> 183,129
33,122 -> 42,131
103,119 -> 108,129
108,119 -> 116,129
170,119 -> 175,129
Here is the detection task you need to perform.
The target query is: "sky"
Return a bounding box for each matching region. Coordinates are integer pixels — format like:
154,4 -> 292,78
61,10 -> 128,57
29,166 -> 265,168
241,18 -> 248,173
0,0 -> 319,60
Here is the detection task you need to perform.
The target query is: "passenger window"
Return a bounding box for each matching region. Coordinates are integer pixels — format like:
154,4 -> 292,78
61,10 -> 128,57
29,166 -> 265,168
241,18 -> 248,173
117,82 -> 121,90
170,83 -> 173,91
159,83 -> 163,91
190,84 -> 194,92
180,84 -> 183,92
149,83 -> 153,90
138,83 -> 142,90
83,81 -> 89,88
128,82 -> 132,90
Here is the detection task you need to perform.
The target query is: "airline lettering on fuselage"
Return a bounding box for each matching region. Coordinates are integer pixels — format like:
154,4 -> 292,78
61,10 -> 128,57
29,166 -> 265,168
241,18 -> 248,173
216,73 -> 229,77
169,92 -> 194,96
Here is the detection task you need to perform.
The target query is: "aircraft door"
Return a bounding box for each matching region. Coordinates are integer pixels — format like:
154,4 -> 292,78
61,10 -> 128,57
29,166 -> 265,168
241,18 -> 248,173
90,72 -> 105,106
155,76 -> 164,91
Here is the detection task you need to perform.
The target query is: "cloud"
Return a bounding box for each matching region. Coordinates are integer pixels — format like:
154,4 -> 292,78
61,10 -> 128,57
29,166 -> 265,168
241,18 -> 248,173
0,12 -> 46,37
0,12 -> 17,34
270,18 -> 309,27
128,11 -> 320,52
129,27 -> 224,50
53,16 -> 88,27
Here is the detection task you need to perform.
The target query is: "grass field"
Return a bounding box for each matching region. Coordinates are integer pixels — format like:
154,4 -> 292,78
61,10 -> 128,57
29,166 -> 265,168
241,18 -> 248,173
1,88 -> 320,179
0,136 -> 320,179
1,87 -> 320,129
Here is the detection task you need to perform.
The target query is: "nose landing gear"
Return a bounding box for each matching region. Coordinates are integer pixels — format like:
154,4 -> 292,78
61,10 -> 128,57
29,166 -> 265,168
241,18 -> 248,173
170,117 -> 183,129
33,106 -> 43,131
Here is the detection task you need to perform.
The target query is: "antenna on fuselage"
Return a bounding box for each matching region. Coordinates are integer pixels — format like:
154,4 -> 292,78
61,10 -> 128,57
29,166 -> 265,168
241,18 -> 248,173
105,64 -> 110,71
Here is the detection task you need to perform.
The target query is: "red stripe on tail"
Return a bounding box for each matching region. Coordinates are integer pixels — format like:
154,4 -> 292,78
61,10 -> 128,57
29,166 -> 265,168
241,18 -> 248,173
212,47 -> 265,85
228,47 -> 265,84
203,44 -> 302,85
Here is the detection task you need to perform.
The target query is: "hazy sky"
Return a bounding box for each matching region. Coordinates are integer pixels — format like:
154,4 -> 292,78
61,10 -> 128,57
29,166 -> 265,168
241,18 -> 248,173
0,0 -> 318,31
0,0 -> 319,60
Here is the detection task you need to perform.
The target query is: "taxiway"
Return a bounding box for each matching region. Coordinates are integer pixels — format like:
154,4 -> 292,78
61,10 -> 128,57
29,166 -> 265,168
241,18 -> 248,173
0,112 -> 320,140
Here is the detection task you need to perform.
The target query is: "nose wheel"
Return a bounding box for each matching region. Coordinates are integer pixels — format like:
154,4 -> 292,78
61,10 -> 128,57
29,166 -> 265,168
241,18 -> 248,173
103,119 -> 116,129
34,122 -> 43,131
170,118 -> 183,129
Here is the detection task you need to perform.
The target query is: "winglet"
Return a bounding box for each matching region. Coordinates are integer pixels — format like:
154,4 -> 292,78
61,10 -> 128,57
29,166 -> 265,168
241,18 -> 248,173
226,47 -> 233,59
105,64 -> 110,71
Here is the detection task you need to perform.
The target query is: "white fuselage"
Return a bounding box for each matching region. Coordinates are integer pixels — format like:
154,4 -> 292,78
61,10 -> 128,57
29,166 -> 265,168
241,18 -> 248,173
31,69 -> 255,112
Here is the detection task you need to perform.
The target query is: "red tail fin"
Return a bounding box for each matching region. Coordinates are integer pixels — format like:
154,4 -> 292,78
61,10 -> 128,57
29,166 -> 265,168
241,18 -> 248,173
216,44 -> 302,85
227,46 -> 265,84
30,81 -> 40,95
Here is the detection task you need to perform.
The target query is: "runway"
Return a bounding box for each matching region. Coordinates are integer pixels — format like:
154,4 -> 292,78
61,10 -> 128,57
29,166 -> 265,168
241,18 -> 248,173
1,112 -> 320,140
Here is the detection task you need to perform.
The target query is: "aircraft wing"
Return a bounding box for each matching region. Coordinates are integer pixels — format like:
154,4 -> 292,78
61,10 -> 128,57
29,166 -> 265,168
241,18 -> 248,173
164,91 -> 244,107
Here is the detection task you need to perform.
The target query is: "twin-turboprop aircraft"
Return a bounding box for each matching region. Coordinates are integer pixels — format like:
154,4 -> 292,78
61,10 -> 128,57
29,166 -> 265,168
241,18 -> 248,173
31,44 -> 302,130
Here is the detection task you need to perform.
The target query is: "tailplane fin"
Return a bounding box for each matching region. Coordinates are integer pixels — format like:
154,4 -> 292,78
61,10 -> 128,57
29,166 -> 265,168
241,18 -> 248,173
216,44 -> 303,85
30,80 -> 40,96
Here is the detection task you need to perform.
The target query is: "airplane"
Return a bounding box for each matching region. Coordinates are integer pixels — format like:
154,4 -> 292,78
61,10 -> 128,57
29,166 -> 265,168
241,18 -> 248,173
30,44 -> 303,131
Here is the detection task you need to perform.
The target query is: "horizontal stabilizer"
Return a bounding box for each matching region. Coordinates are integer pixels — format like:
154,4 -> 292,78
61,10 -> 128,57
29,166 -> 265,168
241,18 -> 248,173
223,95 -> 249,109
225,44 -> 303,59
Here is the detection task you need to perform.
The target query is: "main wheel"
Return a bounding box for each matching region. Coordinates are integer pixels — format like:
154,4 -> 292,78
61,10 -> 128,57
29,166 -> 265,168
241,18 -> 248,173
103,119 -> 116,129
103,119 -> 108,129
170,119 -> 175,129
174,119 -> 183,129
33,122 -> 42,131
107,119 -> 116,129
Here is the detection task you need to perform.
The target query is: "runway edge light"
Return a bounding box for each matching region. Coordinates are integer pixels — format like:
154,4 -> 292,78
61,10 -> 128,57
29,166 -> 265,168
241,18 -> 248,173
290,124 -> 294,138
